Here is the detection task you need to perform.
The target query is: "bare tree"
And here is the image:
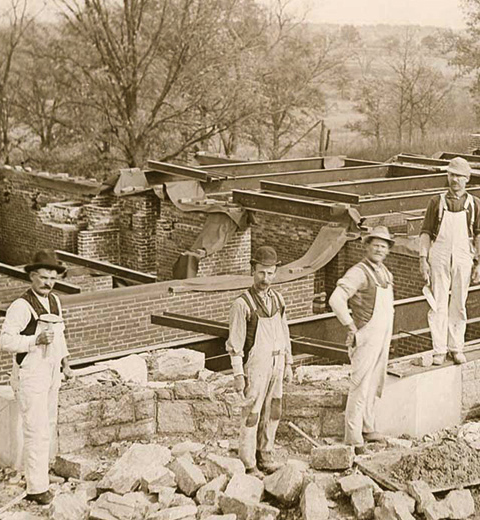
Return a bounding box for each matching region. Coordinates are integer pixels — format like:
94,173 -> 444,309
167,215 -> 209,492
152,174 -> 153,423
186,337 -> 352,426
0,0 -> 33,163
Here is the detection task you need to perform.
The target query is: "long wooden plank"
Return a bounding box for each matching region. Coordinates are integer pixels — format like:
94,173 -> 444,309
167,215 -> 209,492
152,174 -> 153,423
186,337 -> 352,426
147,160 -> 226,182
260,181 -> 361,205
357,186 -> 480,215
0,262 -> 81,294
440,152 -> 480,164
310,173 -> 449,195
396,154 -> 448,167
231,190 -> 335,221
202,156 -> 325,175
56,250 -> 157,284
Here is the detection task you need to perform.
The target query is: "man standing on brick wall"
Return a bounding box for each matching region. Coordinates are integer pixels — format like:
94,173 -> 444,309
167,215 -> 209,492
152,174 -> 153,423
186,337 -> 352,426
226,246 -> 293,477
419,157 -> 480,366
0,250 -> 74,505
329,226 -> 395,454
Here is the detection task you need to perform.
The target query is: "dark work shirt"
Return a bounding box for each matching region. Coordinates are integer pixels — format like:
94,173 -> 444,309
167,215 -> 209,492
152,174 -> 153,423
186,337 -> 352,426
420,192 -> 480,238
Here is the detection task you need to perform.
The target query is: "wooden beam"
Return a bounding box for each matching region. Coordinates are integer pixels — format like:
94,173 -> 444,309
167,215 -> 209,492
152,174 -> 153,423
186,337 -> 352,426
55,251 -> 157,284
151,312 -> 349,362
0,262 -> 81,294
357,186 -> 480,215
147,160 -> 226,182
310,173 -> 450,195
440,152 -> 480,164
260,181 -> 361,205
231,189 -> 336,221
202,156 -> 325,175
396,154 -> 448,167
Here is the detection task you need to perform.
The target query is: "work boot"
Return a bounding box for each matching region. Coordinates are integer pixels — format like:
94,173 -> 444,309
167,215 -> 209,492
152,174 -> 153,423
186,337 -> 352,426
363,431 -> 386,443
246,466 -> 264,479
257,452 -> 282,474
451,352 -> 467,365
432,354 -> 446,366
25,490 -> 54,505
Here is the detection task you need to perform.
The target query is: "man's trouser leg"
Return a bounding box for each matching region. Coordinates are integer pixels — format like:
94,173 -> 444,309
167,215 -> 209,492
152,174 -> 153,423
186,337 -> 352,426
239,368 -> 272,469
345,345 -> 377,446
363,345 -> 389,434
428,257 -> 451,354
18,371 -> 51,495
448,258 -> 472,353
257,357 -> 284,458
48,382 -> 60,461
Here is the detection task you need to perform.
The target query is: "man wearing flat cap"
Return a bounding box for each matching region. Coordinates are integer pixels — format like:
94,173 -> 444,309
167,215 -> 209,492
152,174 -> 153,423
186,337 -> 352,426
419,157 -> 480,365
329,226 -> 395,452
0,250 -> 73,505
226,246 -> 293,477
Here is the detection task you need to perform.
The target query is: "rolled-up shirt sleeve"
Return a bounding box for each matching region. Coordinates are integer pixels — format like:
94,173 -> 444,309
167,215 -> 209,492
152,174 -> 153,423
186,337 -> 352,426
226,298 -> 249,376
0,300 -> 37,353
420,197 -> 438,238
329,265 -> 367,326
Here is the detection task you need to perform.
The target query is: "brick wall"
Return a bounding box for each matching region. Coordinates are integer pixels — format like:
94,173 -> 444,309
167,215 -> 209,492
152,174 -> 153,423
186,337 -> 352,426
118,192 -> 160,273
156,200 -> 251,280
0,274 -> 314,382
78,228 -> 120,263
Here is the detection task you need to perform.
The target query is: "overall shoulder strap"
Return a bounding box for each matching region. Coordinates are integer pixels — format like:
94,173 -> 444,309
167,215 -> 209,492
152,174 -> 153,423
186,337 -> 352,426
20,289 -> 49,319
359,262 -> 380,287
270,289 -> 285,316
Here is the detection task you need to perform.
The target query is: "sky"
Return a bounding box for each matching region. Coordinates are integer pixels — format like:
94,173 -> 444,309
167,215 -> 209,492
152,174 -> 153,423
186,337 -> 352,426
16,0 -> 468,29
295,0 -> 466,28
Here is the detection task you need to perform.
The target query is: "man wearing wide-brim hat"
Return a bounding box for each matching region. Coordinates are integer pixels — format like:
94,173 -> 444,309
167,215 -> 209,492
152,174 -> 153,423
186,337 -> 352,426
226,246 -> 293,477
419,156 -> 480,366
0,250 -> 74,505
329,226 -> 395,452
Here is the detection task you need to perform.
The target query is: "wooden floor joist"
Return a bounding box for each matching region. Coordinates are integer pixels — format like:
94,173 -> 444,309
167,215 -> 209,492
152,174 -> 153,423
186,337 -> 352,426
55,250 -> 157,284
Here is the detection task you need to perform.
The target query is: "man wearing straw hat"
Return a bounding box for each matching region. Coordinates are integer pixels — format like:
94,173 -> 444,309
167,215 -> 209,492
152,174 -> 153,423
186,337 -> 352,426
329,226 -> 395,453
419,157 -> 480,365
0,250 -> 73,505
226,246 -> 293,477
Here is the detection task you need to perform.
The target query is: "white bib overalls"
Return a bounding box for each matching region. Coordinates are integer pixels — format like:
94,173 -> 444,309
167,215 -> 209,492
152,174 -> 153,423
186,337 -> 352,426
345,264 -> 394,446
428,193 -> 474,354
239,293 -> 287,470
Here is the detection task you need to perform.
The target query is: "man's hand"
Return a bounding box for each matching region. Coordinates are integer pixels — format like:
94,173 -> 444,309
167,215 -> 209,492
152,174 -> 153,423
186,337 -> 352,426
345,322 -> 358,348
284,364 -> 293,383
473,263 -> 480,284
419,257 -> 430,285
234,374 -> 246,395
36,331 -> 54,346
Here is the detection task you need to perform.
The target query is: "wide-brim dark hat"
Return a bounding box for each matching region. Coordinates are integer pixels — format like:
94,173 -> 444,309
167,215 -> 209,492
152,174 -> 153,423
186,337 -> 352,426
24,250 -> 66,274
251,246 -> 281,267
362,226 -> 395,247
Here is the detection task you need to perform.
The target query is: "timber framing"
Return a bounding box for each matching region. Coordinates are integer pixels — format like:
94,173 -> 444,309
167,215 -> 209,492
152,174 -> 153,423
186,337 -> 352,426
147,160 -> 228,182
55,250 -> 157,284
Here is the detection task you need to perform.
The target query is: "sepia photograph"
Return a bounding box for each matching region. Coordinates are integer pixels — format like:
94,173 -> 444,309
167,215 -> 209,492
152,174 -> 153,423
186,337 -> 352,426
0,0 -> 480,518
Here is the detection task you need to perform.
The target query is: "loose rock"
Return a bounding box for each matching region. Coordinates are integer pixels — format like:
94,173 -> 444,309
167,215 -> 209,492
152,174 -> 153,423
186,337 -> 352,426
147,505 -> 197,520
204,454 -> 245,479
154,349 -> 205,381
351,487 -> 375,520
169,456 -> 206,496
219,494 -> 280,520
49,492 -> 89,520
443,489 -> 475,519
263,464 -> 304,506
225,473 -> 264,503
300,482 -> 329,520
338,474 -> 376,496
311,445 -> 354,471
406,480 -> 435,514
54,454 -> 99,480
197,475 -> 229,505
89,491 -> 152,520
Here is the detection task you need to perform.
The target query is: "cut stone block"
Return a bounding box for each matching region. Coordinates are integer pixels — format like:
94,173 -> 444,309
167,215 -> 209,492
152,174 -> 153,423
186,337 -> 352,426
157,402 -> 196,434
225,473 -> 264,503
263,464 -> 304,506
141,466 -> 176,493
147,505 -> 197,520
197,474 -> 229,505
352,487 -> 375,520
54,454 -> 99,481
49,492 -> 89,520
97,443 -> 171,494
154,349 -> 205,381
89,491 -> 152,520
219,494 -> 280,520
204,454 -> 245,479
171,441 -> 205,458
300,482 -> 329,520
311,445 -> 354,470
406,480 -> 435,513
443,489 -> 475,519
75,481 -> 98,502
104,354 -> 148,386
375,491 -> 415,520
339,474 -> 376,496
169,456 -> 206,497
196,505 -> 221,519
156,486 -> 176,510
423,501 -> 450,520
